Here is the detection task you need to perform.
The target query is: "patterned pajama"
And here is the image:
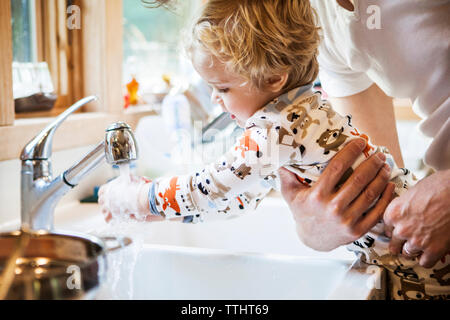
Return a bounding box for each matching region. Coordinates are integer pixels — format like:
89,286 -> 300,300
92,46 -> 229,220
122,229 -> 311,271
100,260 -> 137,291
148,85 -> 449,300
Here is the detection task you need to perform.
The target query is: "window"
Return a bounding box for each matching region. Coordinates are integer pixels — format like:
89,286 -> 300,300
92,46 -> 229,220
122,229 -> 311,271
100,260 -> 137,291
0,0 -> 418,162
9,0 -> 78,118
11,1 -> 56,114
0,0 -> 156,161
122,0 -> 202,104
11,0 -> 37,63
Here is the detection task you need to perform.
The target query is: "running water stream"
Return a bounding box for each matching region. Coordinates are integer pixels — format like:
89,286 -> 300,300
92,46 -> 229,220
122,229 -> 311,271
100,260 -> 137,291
95,163 -> 145,299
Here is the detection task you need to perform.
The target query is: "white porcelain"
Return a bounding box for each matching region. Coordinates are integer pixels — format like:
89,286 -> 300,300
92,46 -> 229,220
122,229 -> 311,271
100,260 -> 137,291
0,194 -> 386,300
96,244 -> 385,300
49,194 -> 355,261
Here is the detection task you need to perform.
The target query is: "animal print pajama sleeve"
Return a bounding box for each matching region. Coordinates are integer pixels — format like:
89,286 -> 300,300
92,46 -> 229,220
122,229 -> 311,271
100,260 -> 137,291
148,86 -> 449,299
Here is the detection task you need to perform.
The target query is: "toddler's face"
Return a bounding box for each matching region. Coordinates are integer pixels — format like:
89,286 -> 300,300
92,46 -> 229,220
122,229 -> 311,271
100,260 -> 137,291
192,49 -> 277,127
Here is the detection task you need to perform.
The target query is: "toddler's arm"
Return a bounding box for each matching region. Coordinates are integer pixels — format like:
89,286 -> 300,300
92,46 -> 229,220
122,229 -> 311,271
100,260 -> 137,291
147,125 -> 298,223
98,121 -> 296,223
99,88 -> 413,225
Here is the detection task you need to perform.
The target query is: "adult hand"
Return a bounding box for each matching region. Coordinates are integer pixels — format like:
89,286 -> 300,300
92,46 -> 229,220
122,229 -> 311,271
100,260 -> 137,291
279,138 -> 395,251
384,169 -> 450,268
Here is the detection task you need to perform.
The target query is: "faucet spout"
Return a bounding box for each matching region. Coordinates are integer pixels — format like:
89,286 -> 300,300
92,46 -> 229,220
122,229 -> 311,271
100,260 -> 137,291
20,96 -> 138,232
63,122 -> 138,187
21,96 -> 98,161
63,142 -> 106,188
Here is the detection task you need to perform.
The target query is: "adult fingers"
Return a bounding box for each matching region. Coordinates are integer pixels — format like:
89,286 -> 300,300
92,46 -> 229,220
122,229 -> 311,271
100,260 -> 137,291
332,151 -> 387,209
383,197 -> 403,238
343,164 -> 392,226
384,223 -> 394,238
317,138 -> 366,195
419,248 -> 447,268
383,196 -> 403,228
350,182 -> 395,239
402,241 -> 422,259
278,167 -> 309,203
389,233 -> 407,255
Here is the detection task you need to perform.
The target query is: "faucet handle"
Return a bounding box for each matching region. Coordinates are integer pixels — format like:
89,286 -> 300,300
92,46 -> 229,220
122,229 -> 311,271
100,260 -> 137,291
20,96 -> 98,161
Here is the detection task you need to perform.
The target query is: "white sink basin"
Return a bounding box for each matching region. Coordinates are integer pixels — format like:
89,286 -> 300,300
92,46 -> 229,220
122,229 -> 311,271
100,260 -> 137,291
96,244 -> 385,300
0,193 -> 385,300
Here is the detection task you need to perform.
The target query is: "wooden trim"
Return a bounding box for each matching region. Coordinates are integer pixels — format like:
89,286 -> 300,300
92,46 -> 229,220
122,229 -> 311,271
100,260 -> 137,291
42,0 -> 59,94
40,0 -> 75,111
80,0 -> 107,112
68,0 -> 84,103
35,0 -> 44,62
0,0 -> 14,127
104,0 -> 124,114
0,109 -> 156,161
15,0 -> 85,119
80,0 -> 124,114
57,0 -> 69,96
15,104 -> 69,119
14,0 -> 123,118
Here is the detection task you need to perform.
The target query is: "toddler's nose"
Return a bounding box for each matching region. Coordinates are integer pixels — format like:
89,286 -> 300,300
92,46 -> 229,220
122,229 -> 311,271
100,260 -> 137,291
210,91 -> 220,105
210,89 -> 226,111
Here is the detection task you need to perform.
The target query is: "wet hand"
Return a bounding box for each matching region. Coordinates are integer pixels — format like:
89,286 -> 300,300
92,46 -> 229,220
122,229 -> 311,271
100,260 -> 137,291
98,174 -> 164,223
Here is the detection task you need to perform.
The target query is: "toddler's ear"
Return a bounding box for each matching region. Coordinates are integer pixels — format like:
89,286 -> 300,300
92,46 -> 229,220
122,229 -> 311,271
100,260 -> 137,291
265,73 -> 289,93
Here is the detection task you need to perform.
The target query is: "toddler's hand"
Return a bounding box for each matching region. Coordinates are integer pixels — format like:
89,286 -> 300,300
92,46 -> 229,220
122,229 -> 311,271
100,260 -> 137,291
98,174 -> 164,223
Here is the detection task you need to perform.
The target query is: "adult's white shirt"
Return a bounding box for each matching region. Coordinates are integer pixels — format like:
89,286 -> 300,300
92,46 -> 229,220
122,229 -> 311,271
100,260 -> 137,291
310,0 -> 449,170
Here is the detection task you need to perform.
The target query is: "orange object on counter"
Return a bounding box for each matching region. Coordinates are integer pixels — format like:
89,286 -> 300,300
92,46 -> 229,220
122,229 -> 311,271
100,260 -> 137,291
126,77 -> 140,106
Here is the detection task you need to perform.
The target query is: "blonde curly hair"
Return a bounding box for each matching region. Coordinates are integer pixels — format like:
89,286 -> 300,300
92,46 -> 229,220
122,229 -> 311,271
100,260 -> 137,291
190,0 -> 320,91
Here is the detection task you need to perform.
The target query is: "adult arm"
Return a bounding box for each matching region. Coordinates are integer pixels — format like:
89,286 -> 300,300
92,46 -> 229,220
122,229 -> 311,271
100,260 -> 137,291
279,84 -> 399,251
279,138 -> 395,251
329,83 -> 404,167
331,85 -> 450,267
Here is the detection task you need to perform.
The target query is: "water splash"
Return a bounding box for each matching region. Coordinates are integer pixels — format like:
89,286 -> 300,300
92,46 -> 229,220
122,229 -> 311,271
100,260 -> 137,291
95,163 -> 145,300
118,163 -> 131,184
95,220 -> 144,299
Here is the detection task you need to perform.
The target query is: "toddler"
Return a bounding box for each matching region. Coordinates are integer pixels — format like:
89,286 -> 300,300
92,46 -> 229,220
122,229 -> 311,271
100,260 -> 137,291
99,0 -> 449,300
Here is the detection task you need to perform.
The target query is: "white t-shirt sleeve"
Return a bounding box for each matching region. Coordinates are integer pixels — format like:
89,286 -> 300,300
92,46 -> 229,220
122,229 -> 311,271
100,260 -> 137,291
317,48 -> 373,98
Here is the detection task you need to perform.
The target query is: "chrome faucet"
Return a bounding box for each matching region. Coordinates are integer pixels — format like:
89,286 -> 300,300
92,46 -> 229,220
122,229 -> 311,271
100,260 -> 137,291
20,96 -> 138,232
